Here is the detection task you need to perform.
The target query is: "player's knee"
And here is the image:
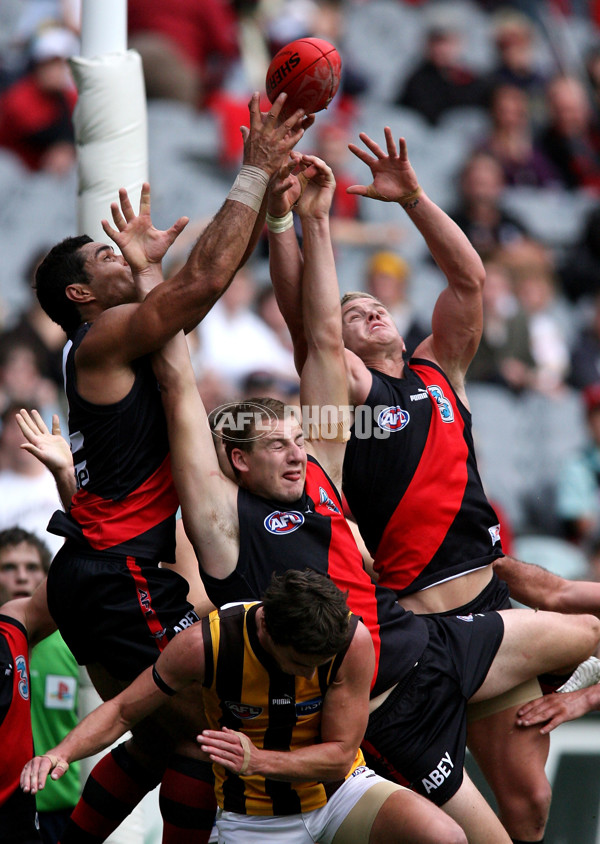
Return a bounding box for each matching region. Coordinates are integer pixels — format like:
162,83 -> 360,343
498,777 -> 551,831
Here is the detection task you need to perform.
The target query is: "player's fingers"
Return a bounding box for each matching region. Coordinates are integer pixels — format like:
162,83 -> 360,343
346,185 -> 368,197
358,132 -> 384,157
398,137 -> 409,161
347,143 -> 376,166
384,126 -> 398,158
117,188 -> 134,223
101,219 -> 119,241
138,182 -> 151,216
168,217 -> 190,241
268,92 -> 288,123
31,408 -> 50,434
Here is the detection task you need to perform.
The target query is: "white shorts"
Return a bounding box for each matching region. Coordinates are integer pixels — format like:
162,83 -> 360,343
214,766 -> 403,843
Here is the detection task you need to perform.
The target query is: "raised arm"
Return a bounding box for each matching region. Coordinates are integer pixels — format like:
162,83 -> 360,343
347,128 -> 486,399
292,155 -> 349,486
266,154 -> 307,373
21,622 -> 205,794
79,93 -> 307,367
152,333 -> 240,581
199,621 -> 374,781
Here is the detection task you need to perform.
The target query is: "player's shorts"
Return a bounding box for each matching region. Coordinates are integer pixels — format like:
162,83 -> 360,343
47,541 -> 199,681
362,610 -> 504,806
213,766 -> 403,843
429,573 -> 543,721
0,786 -> 41,843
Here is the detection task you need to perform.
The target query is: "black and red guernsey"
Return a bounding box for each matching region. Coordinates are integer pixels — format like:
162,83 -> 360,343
48,323 -> 178,561
200,456 -> 429,698
343,361 -> 504,597
0,616 -> 33,806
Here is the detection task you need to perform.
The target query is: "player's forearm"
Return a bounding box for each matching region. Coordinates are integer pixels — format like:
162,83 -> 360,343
402,191 -> 485,292
300,216 -> 342,351
49,700 -> 132,765
493,555 -> 600,615
268,224 -> 307,373
254,740 -> 357,782
55,466 -> 77,510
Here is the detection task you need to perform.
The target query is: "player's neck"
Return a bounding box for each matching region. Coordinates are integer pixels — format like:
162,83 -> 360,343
364,350 -> 405,379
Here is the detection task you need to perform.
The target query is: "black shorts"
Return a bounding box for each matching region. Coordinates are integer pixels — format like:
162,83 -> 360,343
362,610 -> 504,806
47,541 -> 199,681
433,572 -> 511,617
0,786 -> 40,843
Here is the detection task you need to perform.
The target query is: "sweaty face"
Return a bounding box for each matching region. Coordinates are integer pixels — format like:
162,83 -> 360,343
80,242 -> 137,309
236,418 -> 307,503
0,543 -> 45,600
341,297 -> 403,358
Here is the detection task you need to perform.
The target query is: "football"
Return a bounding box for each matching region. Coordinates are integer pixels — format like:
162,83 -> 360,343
265,37 -> 342,119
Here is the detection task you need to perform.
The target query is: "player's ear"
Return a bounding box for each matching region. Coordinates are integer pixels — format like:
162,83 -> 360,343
65,283 -> 93,304
230,447 -> 250,475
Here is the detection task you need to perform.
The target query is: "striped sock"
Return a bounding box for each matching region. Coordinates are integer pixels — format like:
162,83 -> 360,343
59,742 -> 163,843
159,755 -> 216,843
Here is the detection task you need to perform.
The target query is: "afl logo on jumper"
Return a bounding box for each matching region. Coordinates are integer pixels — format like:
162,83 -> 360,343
378,406 -> 410,432
264,511 -> 305,534
225,701 -> 263,719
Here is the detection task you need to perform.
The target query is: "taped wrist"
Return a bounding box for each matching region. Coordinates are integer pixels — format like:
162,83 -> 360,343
227,165 -> 269,211
266,211 -> 294,232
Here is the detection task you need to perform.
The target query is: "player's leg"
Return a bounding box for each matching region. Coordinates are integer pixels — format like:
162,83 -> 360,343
467,707 -> 550,842
366,785 -> 467,844
441,770 -> 512,844
471,609 -> 600,704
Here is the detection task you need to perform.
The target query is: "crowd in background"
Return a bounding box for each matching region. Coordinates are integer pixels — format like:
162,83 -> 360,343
2,0 -> 600,577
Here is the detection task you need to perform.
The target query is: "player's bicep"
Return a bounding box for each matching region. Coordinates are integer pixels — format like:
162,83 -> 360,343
320,623 -> 374,749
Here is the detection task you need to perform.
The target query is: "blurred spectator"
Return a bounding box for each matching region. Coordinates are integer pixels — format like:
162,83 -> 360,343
555,381 -> 600,546
537,74 -> 600,193
569,292 -> 600,389
127,0 -> 239,108
500,238 -> 571,393
0,24 -> 78,174
558,202 -> 600,302
241,369 -> 301,409
0,336 -> 64,421
0,247 -> 67,393
585,43 -> 600,117
394,18 -> 487,125
450,150 -> 529,258
0,403 -> 64,556
468,256 -> 536,390
255,284 -> 295,358
476,83 -> 560,187
485,8 -> 549,125
364,251 -> 428,357
191,265 -> 297,388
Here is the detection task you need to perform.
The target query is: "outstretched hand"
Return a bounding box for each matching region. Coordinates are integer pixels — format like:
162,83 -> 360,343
16,409 -> 72,474
101,182 -> 189,275
242,92 -> 307,179
516,688 -> 598,734
21,753 -> 70,795
347,128 -> 420,203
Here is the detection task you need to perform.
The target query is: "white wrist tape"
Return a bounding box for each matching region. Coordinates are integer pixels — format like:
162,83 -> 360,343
227,165 -> 269,212
266,211 -> 294,233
